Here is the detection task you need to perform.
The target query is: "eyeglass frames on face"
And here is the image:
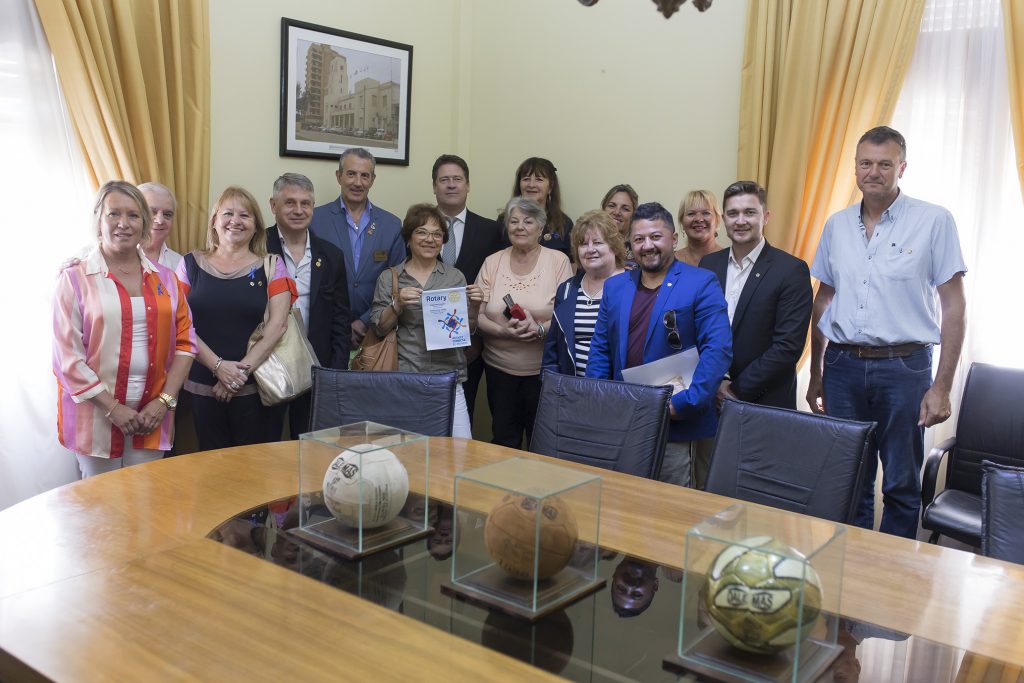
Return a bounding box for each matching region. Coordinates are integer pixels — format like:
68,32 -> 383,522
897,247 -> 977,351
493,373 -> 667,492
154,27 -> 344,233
413,229 -> 445,241
663,310 -> 681,350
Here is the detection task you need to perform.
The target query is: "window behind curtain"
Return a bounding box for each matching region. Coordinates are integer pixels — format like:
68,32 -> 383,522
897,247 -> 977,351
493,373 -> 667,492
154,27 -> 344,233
891,0 -> 1024,378
0,0 -> 94,508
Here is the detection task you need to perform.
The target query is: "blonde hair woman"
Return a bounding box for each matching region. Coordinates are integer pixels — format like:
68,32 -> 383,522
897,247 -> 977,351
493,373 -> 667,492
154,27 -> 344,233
674,189 -> 724,266
176,186 -> 297,449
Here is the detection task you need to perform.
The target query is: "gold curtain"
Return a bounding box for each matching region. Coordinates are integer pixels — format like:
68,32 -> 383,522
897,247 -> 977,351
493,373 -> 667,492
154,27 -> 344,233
33,0 -> 210,252
737,0 -> 925,264
1005,0 -> 1024,197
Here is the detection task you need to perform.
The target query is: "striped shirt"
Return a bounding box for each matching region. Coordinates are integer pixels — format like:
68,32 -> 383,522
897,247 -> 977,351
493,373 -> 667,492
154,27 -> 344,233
53,246 -> 197,458
572,288 -> 601,376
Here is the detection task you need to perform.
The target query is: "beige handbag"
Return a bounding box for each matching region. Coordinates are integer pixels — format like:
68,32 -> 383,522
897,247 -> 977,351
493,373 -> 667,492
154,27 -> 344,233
247,255 -> 320,406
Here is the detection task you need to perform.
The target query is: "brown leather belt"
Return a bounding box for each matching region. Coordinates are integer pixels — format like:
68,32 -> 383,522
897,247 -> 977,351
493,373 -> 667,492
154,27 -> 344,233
829,342 -> 929,359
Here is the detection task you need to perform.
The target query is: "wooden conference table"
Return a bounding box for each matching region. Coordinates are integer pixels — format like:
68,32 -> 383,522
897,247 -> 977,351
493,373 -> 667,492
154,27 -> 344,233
0,438 -> 1022,681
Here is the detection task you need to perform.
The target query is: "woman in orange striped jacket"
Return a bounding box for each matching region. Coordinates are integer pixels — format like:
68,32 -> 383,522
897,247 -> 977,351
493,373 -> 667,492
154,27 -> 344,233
53,181 -> 196,477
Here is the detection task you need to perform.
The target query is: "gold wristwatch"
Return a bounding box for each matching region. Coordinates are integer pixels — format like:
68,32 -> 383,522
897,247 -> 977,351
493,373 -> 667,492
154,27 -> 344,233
157,392 -> 178,410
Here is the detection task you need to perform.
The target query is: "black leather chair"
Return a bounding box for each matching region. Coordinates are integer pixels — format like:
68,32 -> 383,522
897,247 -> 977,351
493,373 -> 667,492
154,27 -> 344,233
528,371 -> 672,479
309,368 -> 458,436
704,399 -> 876,524
981,461 -> 1024,564
921,363 -> 1024,547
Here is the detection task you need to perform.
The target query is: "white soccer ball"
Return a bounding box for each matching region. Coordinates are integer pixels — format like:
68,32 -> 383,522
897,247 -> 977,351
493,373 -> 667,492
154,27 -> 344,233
322,444 -> 410,529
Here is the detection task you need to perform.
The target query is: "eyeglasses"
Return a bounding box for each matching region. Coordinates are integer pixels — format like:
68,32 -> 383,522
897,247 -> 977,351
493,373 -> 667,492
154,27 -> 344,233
413,229 -> 445,241
663,310 -> 681,350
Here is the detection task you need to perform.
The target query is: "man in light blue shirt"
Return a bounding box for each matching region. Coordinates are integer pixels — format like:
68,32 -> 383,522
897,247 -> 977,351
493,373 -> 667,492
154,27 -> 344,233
807,126 -> 967,539
310,148 -> 405,352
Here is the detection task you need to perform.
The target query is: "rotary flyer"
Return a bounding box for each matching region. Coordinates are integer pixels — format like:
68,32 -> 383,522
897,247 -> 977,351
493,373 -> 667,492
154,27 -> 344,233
422,287 -> 471,350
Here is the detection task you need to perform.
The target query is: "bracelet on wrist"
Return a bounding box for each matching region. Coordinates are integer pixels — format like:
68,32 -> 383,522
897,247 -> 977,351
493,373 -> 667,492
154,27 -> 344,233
213,357 -> 224,373
104,403 -> 117,419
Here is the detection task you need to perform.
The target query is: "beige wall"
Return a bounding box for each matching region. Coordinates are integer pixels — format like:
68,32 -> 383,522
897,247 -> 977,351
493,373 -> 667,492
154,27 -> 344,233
210,0 -> 747,234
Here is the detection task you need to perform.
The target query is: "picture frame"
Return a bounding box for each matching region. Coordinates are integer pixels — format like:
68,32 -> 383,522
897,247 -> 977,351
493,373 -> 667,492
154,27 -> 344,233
280,18 -> 413,165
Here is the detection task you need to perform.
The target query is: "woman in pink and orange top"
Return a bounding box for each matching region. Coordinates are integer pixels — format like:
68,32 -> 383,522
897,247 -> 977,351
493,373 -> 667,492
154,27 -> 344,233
53,181 -> 196,478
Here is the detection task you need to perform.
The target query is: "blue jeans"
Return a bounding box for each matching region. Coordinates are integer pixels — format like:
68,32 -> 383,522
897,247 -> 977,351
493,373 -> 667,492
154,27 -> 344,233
822,346 -> 932,539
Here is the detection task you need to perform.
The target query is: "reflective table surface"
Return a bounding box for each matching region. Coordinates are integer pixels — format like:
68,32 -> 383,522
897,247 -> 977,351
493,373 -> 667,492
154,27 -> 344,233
211,495 -> 1011,683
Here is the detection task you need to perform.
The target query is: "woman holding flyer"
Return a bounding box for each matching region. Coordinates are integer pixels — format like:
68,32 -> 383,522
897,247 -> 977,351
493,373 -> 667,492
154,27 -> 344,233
370,203 -> 482,438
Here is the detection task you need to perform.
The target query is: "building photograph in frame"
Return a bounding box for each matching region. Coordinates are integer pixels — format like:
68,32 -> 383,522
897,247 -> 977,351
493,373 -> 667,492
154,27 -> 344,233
280,18 -> 412,165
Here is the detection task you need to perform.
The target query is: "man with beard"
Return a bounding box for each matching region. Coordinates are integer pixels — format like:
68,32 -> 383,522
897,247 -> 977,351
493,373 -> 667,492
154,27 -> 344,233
587,202 -> 731,486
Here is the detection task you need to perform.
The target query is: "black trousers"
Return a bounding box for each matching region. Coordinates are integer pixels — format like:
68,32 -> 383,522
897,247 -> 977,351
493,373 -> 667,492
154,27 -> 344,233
484,364 -> 541,450
190,391 -> 286,451
285,392 -> 314,438
463,355 -> 485,422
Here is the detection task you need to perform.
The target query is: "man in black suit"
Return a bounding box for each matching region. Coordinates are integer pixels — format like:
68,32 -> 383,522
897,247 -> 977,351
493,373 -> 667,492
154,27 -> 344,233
699,180 -> 812,413
267,173 -> 352,436
432,154 -> 502,422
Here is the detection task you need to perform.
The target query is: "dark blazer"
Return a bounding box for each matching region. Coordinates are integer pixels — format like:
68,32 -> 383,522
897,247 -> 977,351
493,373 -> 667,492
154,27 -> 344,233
309,197 -> 405,325
543,272 -> 584,375
586,261 -> 732,442
699,241 -> 813,409
453,210 -> 502,286
266,227 -> 352,369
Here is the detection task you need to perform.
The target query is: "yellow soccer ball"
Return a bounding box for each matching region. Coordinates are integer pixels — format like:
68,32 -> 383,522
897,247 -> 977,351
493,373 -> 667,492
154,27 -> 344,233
704,536 -> 823,654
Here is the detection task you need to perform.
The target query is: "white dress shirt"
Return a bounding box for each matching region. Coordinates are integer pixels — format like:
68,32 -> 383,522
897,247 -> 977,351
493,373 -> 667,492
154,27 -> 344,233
725,237 -> 767,322
280,230 -> 313,329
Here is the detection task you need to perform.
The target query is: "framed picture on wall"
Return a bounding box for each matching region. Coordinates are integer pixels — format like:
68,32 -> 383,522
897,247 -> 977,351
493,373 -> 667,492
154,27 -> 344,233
280,18 -> 413,165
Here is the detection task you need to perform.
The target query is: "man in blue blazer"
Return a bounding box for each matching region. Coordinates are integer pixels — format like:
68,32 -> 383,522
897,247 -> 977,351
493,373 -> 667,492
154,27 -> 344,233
587,202 -> 732,486
699,181 -> 812,411
266,173 -> 352,436
310,148 -> 405,352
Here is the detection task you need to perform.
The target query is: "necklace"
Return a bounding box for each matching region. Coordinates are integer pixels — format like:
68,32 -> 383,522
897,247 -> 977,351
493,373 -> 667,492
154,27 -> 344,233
104,256 -> 139,276
580,282 -> 603,306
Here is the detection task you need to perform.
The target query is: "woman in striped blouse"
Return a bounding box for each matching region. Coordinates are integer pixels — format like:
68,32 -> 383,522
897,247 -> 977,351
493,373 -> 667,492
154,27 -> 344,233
53,181 -> 196,477
543,211 -> 626,377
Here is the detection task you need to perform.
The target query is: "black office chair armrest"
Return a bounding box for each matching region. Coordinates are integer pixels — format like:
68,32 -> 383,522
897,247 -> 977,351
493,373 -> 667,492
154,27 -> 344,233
921,437 -> 956,508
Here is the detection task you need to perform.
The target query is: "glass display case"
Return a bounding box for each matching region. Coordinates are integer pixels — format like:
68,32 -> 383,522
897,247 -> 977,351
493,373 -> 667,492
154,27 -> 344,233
665,503 -> 846,682
445,457 -> 604,621
289,421 -> 432,558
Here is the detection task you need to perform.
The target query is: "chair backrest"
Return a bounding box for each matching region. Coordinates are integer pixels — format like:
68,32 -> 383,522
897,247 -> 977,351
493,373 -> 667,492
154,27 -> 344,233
705,399 -> 876,524
947,363 -> 1024,495
528,371 -> 672,479
309,368 -> 458,436
981,460 -> 1024,564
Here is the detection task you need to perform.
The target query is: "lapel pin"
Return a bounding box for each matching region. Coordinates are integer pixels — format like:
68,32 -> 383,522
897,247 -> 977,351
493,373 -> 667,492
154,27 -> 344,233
315,258 -> 322,268
755,273 -> 761,278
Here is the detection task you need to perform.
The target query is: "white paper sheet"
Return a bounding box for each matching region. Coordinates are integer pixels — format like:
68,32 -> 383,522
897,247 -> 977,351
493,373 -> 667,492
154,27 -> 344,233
621,347 -> 699,395
422,287 -> 472,350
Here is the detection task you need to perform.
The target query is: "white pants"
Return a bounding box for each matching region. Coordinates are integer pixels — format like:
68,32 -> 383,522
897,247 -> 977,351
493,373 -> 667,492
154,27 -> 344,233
76,448 -> 163,478
452,383 -> 472,439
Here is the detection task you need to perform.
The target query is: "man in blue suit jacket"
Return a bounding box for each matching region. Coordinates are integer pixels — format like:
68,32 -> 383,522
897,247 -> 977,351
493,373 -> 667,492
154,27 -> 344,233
310,148 -> 405,352
587,202 -> 732,486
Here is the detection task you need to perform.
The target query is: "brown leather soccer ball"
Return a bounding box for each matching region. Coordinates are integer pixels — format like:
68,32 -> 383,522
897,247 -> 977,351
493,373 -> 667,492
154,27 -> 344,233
484,494 -> 579,580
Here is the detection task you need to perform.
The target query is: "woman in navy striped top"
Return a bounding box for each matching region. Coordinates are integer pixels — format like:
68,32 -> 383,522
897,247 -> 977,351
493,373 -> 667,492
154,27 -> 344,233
542,211 -> 626,376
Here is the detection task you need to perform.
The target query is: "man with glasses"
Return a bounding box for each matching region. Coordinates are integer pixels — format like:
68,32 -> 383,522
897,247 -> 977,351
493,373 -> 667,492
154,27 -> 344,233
807,126 -> 966,539
431,154 -> 502,423
587,202 -> 732,486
